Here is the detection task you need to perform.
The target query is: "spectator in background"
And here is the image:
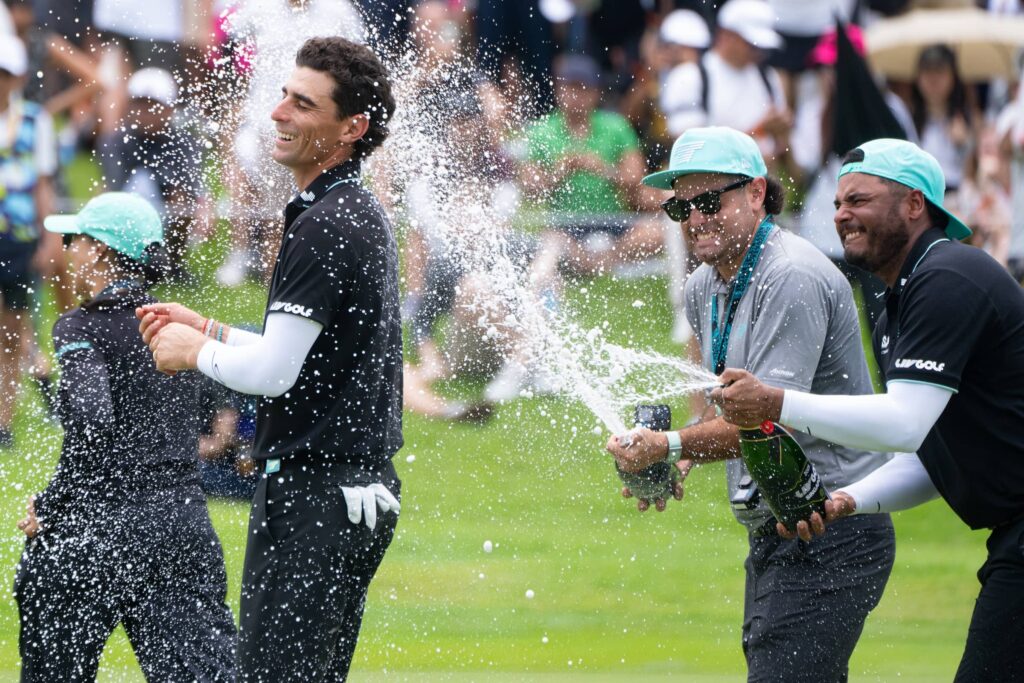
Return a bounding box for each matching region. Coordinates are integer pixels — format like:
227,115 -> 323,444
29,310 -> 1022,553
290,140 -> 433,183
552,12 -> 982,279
521,54 -> 661,280
623,9 -> 711,174
96,67 -> 210,279
475,0 -> 554,117
995,68 -> 1024,279
659,0 -> 792,171
910,45 -> 978,212
0,34 -> 57,449
766,0 -> 857,108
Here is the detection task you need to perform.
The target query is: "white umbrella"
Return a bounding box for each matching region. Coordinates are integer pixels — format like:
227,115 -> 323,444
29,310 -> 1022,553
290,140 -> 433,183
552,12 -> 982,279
865,7 -> 1024,81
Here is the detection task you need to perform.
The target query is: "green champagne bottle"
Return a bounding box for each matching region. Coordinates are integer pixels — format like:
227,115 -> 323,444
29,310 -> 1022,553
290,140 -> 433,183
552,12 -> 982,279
737,421 -> 829,529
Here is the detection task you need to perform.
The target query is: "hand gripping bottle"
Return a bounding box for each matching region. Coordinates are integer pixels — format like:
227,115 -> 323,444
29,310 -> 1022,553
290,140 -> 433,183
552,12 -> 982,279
615,405 -> 677,501
737,420 -> 829,529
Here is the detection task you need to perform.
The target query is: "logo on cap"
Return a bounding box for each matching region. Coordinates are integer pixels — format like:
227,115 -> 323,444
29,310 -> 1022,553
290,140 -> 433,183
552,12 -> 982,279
674,141 -> 706,163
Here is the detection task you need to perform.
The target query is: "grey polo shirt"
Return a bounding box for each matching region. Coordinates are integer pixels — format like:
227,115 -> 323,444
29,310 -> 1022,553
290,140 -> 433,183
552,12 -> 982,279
685,225 -> 891,531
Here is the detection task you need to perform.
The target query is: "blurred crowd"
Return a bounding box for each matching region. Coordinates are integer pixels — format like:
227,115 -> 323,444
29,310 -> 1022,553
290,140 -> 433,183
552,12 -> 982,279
1,0 -> 1024,468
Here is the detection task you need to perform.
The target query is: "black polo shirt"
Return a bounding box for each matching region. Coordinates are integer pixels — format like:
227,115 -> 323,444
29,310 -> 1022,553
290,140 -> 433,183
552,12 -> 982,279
872,228 -> 1024,529
251,158 -> 403,465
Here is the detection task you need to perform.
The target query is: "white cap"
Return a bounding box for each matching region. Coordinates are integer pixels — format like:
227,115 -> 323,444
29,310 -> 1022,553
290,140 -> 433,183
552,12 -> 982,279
127,67 -> 178,107
717,0 -> 782,50
660,10 -> 711,49
540,0 -> 576,23
0,34 -> 27,77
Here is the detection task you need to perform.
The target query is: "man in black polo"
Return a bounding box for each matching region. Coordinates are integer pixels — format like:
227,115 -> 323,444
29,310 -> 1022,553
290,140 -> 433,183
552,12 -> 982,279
138,37 -> 402,681
714,138 -> 1024,681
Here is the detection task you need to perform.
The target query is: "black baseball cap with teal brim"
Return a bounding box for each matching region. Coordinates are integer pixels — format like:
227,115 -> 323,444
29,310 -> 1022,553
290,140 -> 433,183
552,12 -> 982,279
643,127 -> 768,189
44,192 -> 164,262
838,138 -> 971,240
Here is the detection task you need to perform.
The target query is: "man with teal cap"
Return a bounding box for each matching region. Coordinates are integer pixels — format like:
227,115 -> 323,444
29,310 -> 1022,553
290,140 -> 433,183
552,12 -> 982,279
608,127 -> 895,682
715,138 -> 1024,680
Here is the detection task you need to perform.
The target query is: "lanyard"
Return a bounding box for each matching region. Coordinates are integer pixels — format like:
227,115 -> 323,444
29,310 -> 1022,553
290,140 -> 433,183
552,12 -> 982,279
710,216 -> 775,374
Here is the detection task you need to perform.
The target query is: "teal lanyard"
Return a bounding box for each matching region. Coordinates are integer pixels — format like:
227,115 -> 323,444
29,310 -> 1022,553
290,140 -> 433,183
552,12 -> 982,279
710,216 -> 775,374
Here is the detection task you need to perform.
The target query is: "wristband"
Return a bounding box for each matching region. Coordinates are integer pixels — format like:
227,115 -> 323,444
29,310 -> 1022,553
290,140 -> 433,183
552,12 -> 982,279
203,318 -> 215,337
664,430 -> 683,464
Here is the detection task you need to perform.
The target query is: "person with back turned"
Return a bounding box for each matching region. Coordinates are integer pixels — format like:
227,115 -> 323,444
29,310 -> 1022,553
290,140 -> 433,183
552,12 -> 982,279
136,37 -> 403,681
14,192 -> 236,681
715,138 -> 1024,681
606,127 -> 895,682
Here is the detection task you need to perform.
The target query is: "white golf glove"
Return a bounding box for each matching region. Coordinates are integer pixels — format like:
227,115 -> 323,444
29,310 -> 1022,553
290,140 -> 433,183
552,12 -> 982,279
341,484 -> 401,531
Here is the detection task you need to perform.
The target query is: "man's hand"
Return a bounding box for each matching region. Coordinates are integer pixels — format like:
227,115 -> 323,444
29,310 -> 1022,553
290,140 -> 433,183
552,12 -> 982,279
708,369 -> 784,428
776,491 -> 858,541
149,322 -> 207,374
606,427 -> 668,473
137,303 -> 205,345
17,496 -> 41,538
622,459 -> 693,512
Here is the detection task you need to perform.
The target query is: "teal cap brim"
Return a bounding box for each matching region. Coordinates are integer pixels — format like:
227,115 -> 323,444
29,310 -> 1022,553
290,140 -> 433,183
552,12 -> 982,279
642,166 -> 753,190
43,215 -> 82,234
937,206 -> 972,241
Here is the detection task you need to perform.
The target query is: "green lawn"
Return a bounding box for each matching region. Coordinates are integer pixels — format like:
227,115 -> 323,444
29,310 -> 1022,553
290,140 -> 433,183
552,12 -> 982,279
0,250 -> 987,680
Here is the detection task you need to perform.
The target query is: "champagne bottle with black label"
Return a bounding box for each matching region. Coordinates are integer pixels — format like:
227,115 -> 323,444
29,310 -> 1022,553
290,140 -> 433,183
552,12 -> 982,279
738,421 -> 829,528
615,405 -> 675,501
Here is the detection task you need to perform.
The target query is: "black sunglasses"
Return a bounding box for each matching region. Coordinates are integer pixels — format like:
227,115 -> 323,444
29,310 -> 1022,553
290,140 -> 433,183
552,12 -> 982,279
661,177 -> 753,222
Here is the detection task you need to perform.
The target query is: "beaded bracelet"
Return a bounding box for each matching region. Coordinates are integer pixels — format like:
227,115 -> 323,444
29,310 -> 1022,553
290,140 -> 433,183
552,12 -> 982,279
202,318 -> 214,337
216,323 -> 225,343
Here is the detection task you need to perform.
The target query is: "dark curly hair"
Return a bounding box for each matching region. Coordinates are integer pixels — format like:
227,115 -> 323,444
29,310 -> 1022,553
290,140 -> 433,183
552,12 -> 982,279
296,37 -> 396,162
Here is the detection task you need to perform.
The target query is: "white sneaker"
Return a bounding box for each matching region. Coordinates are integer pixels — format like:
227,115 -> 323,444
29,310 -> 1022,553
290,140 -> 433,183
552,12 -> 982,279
216,249 -> 248,287
484,361 -> 529,403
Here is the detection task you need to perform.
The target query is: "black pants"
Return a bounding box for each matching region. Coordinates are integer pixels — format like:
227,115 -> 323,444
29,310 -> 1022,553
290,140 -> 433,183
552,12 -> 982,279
237,459 -> 401,682
954,516 -> 1024,681
14,497 -> 236,682
743,514 -> 895,683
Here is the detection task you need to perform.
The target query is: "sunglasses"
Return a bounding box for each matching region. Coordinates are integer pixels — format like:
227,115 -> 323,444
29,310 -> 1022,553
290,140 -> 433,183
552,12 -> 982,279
661,177 -> 753,222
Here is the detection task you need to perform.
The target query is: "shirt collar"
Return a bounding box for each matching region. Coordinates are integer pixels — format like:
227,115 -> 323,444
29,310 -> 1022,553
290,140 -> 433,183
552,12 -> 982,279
290,157 -> 362,208
890,227 -> 949,297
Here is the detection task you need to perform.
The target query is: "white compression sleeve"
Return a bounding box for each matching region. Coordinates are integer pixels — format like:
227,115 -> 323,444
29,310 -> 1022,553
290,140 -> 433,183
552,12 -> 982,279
196,312 -> 322,396
779,380 -> 953,453
839,452 -> 940,514
226,326 -> 260,347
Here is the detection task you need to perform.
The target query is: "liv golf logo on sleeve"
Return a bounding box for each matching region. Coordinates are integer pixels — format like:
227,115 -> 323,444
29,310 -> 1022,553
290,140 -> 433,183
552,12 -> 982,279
894,358 -> 946,372
270,301 -> 314,318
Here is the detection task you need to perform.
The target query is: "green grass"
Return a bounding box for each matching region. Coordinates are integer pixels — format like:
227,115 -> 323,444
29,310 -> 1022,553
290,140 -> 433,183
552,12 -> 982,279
0,253 -> 988,680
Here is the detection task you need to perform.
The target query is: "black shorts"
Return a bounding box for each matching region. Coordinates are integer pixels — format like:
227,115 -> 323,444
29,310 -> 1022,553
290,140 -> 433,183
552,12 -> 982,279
0,247 -> 34,311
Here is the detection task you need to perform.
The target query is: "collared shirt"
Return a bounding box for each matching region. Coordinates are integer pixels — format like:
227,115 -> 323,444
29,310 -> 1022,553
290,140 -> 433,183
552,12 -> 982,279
873,228 -> 1024,529
687,225 -> 888,530
252,158 -> 403,465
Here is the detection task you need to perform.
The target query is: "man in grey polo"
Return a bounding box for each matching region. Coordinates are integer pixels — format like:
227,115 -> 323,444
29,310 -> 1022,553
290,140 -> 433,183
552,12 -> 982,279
607,127 -> 895,682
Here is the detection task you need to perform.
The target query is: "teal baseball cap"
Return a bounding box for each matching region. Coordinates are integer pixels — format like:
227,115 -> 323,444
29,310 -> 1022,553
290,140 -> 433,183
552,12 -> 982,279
643,127 -> 768,190
838,138 -> 971,240
44,192 -> 164,262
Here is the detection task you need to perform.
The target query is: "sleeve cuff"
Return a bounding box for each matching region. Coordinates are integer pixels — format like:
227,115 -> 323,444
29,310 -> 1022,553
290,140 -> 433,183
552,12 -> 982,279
196,340 -> 219,379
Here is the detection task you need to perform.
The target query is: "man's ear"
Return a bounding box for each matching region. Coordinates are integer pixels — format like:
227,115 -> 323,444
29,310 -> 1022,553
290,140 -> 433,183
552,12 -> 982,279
906,189 -> 928,222
748,176 -> 767,211
338,113 -> 370,146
